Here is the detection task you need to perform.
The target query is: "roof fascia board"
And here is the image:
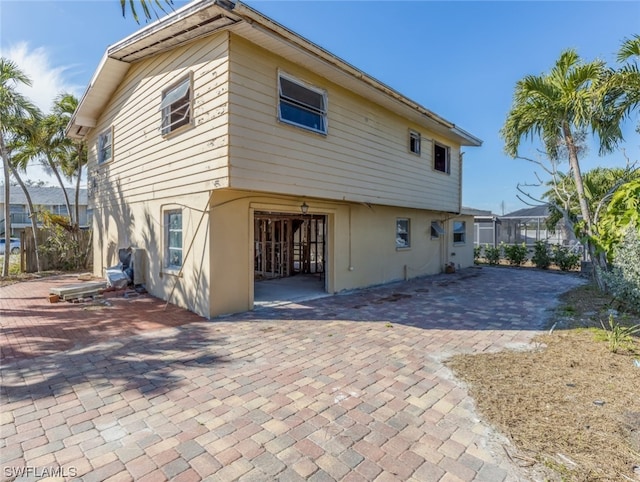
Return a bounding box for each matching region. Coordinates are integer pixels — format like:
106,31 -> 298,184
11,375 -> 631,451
67,0 -> 482,148
232,2 -> 480,146
108,0 -> 222,57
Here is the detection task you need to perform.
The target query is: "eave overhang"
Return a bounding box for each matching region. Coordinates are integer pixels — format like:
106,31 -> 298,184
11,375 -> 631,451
66,0 -> 482,148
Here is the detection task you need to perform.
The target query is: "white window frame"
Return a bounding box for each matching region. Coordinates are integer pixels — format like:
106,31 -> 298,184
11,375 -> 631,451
160,74 -> 193,136
431,221 -> 445,239
165,209 -> 183,269
433,141 -> 451,174
453,221 -> 466,244
396,218 -> 411,249
278,72 -> 328,134
409,130 -> 421,155
97,127 -> 113,164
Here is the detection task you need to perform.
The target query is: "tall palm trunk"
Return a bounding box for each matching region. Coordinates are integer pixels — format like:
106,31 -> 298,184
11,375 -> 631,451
562,123 -> 606,288
8,163 -> 40,272
562,123 -> 592,228
46,153 -> 72,222
1,137 -> 11,277
74,152 -> 82,228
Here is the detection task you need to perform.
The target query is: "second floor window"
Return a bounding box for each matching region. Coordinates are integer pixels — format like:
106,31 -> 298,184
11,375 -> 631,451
409,131 -> 421,155
434,142 -> 450,174
161,76 -> 192,136
98,128 -> 112,164
278,73 -> 327,134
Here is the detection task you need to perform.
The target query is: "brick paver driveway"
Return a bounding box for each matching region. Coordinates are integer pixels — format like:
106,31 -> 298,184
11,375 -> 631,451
1,267 -> 585,481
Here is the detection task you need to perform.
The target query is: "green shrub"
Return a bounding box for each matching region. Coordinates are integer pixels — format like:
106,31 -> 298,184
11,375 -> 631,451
601,226 -> 640,312
552,245 -> 580,271
484,244 -> 501,265
503,242 -> 528,266
473,245 -> 482,264
532,241 -> 552,269
599,314 -> 640,353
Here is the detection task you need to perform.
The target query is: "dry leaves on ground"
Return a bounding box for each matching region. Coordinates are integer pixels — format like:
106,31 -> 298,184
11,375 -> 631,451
448,283 -> 640,481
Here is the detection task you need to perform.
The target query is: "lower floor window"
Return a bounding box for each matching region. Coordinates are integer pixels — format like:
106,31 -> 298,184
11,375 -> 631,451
453,221 -> 466,244
166,209 -> 183,268
396,218 -> 410,248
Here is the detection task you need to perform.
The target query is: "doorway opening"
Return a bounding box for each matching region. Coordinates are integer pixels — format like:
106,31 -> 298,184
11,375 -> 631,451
254,212 -> 327,306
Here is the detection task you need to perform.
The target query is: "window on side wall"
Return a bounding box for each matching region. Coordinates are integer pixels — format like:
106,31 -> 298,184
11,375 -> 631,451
396,218 -> 410,248
434,142 -> 450,174
278,73 -> 327,134
431,221 -> 445,239
165,209 -> 183,269
97,127 -> 113,164
453,221 -> 466,244
160,75 -> 192,136
409,130 -> 421,155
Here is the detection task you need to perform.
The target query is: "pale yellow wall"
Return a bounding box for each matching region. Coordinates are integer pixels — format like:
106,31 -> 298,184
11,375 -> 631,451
227,35 -> 463,213
446,215 -> 475,270
86,33 -> 232,318
84,29 -> 474,318
86,32 -> 231,209
92,191 -> 211,318
206,189 -> 475,317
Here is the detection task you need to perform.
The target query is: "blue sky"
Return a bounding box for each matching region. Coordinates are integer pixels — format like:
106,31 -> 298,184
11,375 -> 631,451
1,0 -> 639,214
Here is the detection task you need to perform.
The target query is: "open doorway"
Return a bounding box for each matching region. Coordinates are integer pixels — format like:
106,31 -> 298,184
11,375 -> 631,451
254,212 -> 327,307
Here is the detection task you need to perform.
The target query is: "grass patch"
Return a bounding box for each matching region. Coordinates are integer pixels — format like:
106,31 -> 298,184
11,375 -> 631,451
447,282 -> 640,481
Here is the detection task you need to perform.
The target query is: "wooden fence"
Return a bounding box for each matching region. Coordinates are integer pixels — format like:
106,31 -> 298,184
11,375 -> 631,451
21,228 -> 93,273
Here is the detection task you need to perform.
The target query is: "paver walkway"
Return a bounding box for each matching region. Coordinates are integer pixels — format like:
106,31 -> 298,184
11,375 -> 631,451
0,267 -> 586,481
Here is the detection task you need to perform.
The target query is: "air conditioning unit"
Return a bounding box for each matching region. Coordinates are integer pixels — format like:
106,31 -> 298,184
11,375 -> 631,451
130,247 -> 146,285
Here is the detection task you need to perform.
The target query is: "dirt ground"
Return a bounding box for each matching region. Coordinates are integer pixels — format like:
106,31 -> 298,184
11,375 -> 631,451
447,283 -> 640,481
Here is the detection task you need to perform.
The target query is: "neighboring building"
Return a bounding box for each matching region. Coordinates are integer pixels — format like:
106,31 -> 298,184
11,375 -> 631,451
466,208 -> 501,248
0,187 -> 89,236
67,0 -> 482,318
472,204 -> 577,248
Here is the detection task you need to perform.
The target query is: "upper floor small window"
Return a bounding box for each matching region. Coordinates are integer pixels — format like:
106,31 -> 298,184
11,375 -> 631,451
278,73 -> 327,134
409,131 -> 421,155
160,75 -> 192,136
434,142 -> 450,174
396,218 -> 410,248
98,127 -> 112,164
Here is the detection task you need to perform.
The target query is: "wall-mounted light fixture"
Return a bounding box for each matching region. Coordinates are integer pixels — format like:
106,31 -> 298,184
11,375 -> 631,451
300,202 -> 309,215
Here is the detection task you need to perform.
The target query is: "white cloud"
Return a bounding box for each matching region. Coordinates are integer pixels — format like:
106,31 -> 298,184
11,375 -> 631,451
2,42 -> 81,113
2,42 -> 81,186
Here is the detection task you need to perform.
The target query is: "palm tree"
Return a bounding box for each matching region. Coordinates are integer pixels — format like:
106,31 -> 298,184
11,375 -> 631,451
0,58 -> 40,276
14,113 -> 74,221
611,35 -> 640,131
501,49 -> 624,284
121,0 -> 174,23
7,119 -> 44,272
52,93 -> 86,228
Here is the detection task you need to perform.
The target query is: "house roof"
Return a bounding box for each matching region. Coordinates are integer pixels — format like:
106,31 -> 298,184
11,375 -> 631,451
5,187 -> 88,206
501,204 -> 550,219
461,207 -> 495,217
67,0 -> 482,148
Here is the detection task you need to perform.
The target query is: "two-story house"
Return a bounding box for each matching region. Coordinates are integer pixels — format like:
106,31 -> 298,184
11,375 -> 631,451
67,0 -> 482,318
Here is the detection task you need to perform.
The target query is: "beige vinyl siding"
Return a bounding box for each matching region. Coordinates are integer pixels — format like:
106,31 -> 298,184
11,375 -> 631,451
227,35 -> 462,212
87,32 -> 231,208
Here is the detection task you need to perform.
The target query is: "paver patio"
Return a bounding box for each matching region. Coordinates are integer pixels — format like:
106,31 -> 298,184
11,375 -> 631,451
0,266 -> 586,481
